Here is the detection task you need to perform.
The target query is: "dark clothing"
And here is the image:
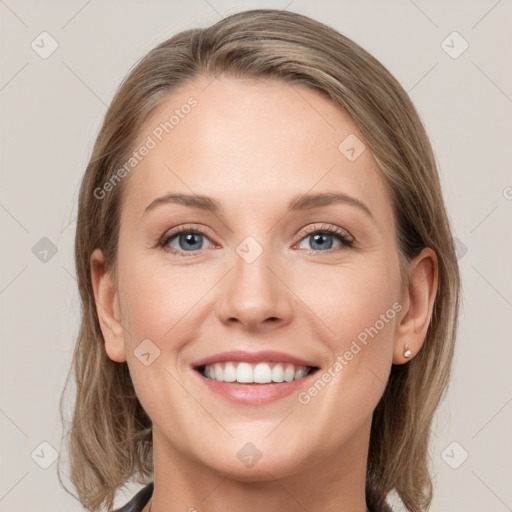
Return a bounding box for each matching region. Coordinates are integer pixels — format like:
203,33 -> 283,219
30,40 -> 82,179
112,481 -> 388,511
112,482 -> 153,512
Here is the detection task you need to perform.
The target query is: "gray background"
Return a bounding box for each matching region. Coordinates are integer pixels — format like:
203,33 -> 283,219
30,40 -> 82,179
1,0 -> 511,510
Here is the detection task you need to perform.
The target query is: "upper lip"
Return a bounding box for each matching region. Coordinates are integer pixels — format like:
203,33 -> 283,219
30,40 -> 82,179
191,350 -> 319,369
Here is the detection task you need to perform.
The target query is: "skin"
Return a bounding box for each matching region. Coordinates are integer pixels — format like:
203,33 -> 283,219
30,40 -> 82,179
91,76 -> 438,512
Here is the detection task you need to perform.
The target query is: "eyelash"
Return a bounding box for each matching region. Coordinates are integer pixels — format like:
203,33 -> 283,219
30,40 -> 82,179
158,223 -> 355,257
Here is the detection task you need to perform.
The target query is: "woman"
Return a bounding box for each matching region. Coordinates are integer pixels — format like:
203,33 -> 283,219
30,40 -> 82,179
58,9 -> 461,512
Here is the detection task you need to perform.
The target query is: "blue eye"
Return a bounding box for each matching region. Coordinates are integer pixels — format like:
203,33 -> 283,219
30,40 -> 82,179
159,223 -> 354,257
160,229 -> 211,255
296,225 -> 354,252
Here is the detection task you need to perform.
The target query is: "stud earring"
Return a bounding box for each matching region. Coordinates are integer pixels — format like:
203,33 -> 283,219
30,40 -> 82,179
403,345 -> 412,358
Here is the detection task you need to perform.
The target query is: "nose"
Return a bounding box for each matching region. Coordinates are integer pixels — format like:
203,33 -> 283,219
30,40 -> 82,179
215,241 -> 294,332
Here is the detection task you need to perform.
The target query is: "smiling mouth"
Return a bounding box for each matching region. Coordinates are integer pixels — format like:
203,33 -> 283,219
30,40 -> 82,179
195,361 -> 320,384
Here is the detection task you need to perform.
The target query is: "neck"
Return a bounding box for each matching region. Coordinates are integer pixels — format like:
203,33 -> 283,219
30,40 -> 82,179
147,417 -> 372,512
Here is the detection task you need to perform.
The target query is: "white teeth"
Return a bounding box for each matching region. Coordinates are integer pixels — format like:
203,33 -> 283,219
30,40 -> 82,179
253,363 -> 272,383
284,364 -> 296,382
271,364 -> 284,383
214,363 -> 224,382
201,361 -> 313,383
294,367 -> 307,380
223,362 -> 237,382
236,362 -> 253,383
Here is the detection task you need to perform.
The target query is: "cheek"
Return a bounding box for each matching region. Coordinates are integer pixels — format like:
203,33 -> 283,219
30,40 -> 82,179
117,257 -> 197,342
300,257 -> 399,338
116,260 -> 195,422
292,270 -> 399,434
295,256 -> 400,392
116,258 -> 216,405
119,247 -> 401,366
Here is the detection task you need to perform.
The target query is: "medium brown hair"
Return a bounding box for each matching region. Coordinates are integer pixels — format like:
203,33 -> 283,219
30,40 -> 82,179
58,9 -> 461,511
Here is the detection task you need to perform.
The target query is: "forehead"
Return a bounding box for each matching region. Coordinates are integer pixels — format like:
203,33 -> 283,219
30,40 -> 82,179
121,76 -> 393,226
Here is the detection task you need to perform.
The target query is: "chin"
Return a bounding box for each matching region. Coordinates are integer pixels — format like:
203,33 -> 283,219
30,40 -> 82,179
202,449 -> 309,482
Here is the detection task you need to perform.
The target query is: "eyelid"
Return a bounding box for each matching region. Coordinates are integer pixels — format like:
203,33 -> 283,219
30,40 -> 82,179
299,223 -> 354,243
158,223 -> 215,247
158,222 -> 355,255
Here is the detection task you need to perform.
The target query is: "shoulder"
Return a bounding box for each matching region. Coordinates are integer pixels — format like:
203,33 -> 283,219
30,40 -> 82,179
111,482 -> 154,512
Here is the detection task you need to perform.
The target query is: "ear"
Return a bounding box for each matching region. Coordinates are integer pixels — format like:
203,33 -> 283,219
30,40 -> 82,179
393,247 -> 438,364
90,248 -> 126,363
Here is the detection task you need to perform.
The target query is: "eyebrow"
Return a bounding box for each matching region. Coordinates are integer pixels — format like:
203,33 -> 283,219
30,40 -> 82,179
143,192 -> 373,219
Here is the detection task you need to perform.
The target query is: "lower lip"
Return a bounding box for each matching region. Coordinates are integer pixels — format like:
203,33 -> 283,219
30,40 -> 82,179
193,369 -> 318,405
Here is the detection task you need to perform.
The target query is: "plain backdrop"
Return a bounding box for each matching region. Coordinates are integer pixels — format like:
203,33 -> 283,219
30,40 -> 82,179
1,1 -> 511,511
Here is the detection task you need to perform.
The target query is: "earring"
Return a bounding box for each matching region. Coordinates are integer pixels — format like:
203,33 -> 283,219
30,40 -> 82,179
403,345 -> 412,358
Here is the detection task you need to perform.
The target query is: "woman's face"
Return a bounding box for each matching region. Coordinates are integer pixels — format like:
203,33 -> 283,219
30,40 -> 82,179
98,76 -> 410,478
